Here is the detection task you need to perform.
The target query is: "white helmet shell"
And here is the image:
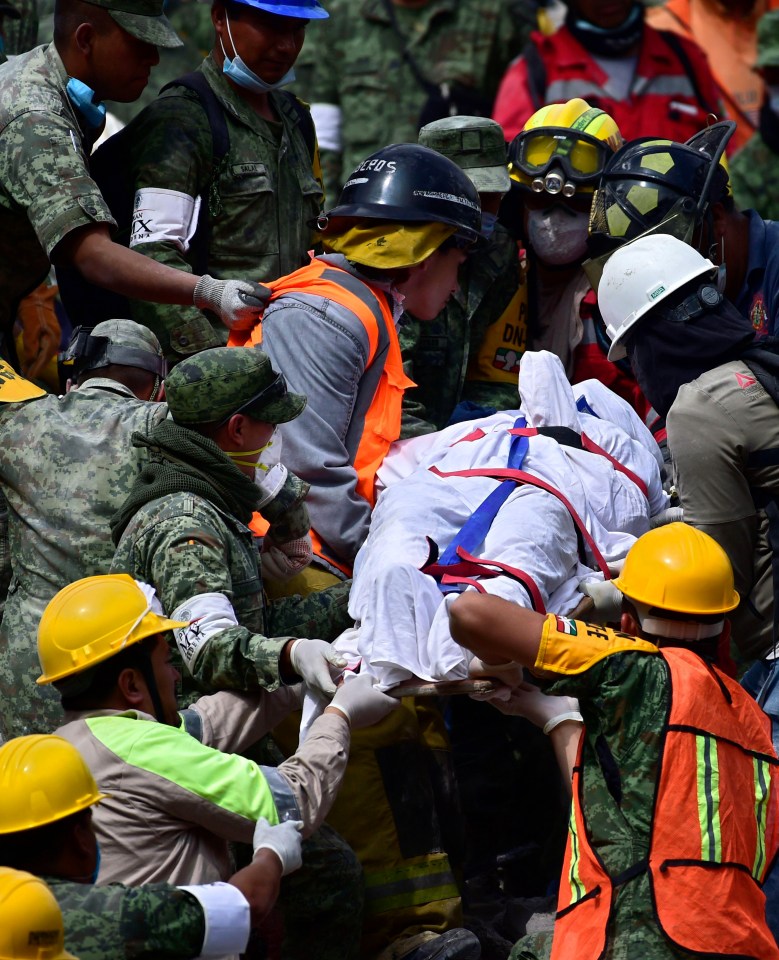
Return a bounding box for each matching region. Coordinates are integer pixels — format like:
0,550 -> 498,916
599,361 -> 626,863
599,235 -> 716,361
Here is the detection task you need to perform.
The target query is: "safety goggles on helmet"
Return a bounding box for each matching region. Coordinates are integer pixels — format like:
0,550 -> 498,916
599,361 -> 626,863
510,127 -> 614,196
215,371 -> 289,427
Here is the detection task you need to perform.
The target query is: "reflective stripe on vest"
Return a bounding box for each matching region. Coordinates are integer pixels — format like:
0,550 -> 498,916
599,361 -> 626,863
228,257 -> 414,573
551,646 -> 779,960
363,855 -> 460,916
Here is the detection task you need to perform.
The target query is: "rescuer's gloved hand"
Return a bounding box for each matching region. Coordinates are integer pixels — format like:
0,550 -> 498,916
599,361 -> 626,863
261,536 -> 313,582
486,680 -> 582,734
578,578 -> 623,623
650,506 -> 684,528
328,673 -> 399,728
252,818 -> 304,875
193,275 -> 270,330
289,638 -> 347,699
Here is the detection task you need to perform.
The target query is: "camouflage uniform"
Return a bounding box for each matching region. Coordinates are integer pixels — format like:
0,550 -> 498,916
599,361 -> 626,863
731,129 -> 779,222
45,877 -> 205,960
122,53 -> 323,360
400,222 -> 526,437
2,0 -> 38,58
292,0 -> 536,201
511,621 -> 696,960
0,43 -> 115,357
731,12 -> 779,222
0,380 -> 166,739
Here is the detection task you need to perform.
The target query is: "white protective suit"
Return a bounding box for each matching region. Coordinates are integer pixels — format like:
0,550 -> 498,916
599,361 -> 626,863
303,353 -> 667,729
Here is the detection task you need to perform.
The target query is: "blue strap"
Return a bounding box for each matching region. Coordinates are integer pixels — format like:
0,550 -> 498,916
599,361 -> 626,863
576,395 -> 599,418
437,416 -> 529,567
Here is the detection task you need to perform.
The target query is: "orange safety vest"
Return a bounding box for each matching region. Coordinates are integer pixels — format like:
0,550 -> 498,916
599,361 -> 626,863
228,257 -> 414,574
552,646 -> 779,960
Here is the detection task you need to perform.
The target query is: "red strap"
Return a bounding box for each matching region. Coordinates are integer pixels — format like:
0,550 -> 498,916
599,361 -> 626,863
580,434 -> 649,498
429,465 -> 611,579
509,426 -> 649,499
450,427 -> 487,445
456,548 -> 546,613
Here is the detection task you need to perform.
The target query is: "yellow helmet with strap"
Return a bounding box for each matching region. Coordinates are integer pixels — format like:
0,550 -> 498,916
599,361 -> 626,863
37,574 -> 187,685
614,523 -> 739,616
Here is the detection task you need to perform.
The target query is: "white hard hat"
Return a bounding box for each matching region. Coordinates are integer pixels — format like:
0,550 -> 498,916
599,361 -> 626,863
599,235 -> 716,361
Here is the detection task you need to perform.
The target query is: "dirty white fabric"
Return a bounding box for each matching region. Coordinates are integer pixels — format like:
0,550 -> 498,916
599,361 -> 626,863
323,353 -> 667,699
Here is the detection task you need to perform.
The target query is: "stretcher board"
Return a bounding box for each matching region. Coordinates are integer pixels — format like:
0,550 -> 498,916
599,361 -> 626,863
386,678 -> 497,698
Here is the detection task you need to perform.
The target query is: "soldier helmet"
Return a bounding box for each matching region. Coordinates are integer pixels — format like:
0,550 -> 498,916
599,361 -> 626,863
0,735 -> 107,834
165,346 -> 306,426
419,116 -> 511,195
58,320 -> 167,381
321,144 -> 482,245
0,869 -> 78,960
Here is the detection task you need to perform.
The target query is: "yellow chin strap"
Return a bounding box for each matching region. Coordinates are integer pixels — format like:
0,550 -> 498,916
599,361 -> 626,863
224,446 -> 268,470
322,221 -> 457,269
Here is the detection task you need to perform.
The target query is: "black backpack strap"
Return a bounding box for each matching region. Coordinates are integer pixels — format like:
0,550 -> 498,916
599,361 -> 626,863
522,39 -> 547,113
658,30 -> 717,117
159,71 -> 231,276
279,91 -> 317,162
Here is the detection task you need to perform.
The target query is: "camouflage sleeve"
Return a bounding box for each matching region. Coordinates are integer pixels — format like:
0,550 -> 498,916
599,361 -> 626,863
48,878 -> 205,960
259,469 -> 310,544
122,91 -> 221,357
399,316 -> 438,439
112,503 -> 288,693
0,489 -> 10,623
0,110 -> 114,256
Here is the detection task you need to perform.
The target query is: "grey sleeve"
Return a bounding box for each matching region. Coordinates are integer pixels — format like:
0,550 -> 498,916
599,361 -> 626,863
261,299 -> 373,563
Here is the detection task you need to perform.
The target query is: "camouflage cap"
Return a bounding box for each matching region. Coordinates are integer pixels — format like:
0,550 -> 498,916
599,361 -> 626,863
84,0 -> 182,48
756,10 -> 779,69
166,347 -> 307,425
59,319 -> 167,378
419,116 -> 511,195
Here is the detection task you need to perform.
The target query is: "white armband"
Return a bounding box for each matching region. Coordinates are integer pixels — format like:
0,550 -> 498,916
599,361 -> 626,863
130,187 -> 202,252
177,881 -> 250,958
310,103 -> 342,151
171,592 -> 239,672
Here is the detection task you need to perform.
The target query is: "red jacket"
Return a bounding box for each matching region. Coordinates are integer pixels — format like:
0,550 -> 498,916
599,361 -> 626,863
493,24 -> 723,143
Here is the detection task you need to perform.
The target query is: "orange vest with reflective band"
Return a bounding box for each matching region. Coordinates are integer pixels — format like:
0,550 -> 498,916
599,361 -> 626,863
552,646 -> 779,960
228,258 -> 414,574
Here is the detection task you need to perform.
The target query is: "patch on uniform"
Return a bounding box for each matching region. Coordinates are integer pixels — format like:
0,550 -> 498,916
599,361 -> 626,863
735,372 -> 757,389
493,348 -> 521,373
555,616 -> 577,635
750,295 -> 768,336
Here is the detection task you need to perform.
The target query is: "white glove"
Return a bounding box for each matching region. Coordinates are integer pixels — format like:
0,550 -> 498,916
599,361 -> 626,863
329,674 -> 400,728
289,638 -> 347,699
468,656 -> 524,688
650,506 -> 684,528
261,536 -> 313,583
578,579 -> 623,623
487,680 -> 582,733
252,817 -> 304,876
193,275 -> 270,331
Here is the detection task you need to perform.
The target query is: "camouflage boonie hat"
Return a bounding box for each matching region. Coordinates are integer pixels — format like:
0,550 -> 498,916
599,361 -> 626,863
166,347 -> 307,425
85,0 -> 182,48
756,10 -> 779,69
419,116 -> 511,195
59,319 -> 167,378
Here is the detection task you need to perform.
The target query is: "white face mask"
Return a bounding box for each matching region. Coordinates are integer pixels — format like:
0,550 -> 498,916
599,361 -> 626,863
767,84 -> 779,117
254,425 -> 282,476
526,206 -> 590,266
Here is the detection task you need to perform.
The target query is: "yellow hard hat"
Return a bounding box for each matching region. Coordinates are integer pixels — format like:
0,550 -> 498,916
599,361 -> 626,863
509,98 -> 623,196
0,868 -> 78,960
614,523 -> 740,616
0,735 -> 107,835
37,574 -> 188,685
0,360 -> 45,404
